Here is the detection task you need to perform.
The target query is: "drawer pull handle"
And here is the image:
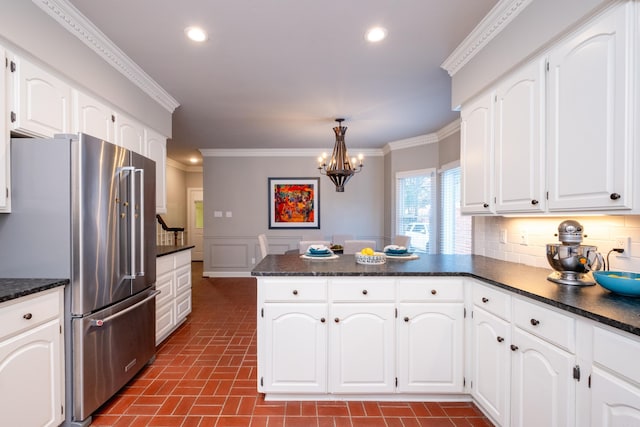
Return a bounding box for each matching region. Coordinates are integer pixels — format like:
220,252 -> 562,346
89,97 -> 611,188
362,289 -> 368,295
483,203 -> 489,208
431,289 -> 437,295
610,193 -> 621,200
320,318 -> 326,323
531,199 -> 539,205
23,313 -> 33,320
530,318 -> 540,326
497,336 -> 504,343
334,318 -> 340,323
482,297 -> 489,303
292,290 -> 298,295
510,344 -> 519,352
404,316 -> 409,322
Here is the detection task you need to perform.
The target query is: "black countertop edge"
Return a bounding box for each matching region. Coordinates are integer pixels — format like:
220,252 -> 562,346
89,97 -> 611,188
0,278 -> 68,304
156,245 -> 195,257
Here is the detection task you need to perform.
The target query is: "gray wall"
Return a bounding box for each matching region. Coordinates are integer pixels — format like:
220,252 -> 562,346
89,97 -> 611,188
0,0 -> 172,136
163,161 -> 203,231
451,0 -> 609,107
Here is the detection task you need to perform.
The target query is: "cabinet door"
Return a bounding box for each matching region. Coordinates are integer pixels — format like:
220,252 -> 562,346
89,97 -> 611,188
591,367 -> 640,427
472,307 -> 511,427
0,46 -> 9,212
510,328 -> 575,427
0,320 -> 64,427
8,54 -> 71,138
115,113 -> 144,154
263,303 -> 327,393
144,128 -> 167,213
547,4 -> 632,211
330,303 -> 395,393
495,59 -> 546,213
397,303 -> 464,393
460,91 -> 494,214
73,90 -> 115,143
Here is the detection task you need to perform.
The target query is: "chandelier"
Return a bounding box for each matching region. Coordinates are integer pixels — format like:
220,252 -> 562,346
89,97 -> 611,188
318,118 -> 364,192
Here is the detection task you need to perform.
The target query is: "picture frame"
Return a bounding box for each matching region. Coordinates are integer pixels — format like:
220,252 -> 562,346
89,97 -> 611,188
268,177 -> 320,229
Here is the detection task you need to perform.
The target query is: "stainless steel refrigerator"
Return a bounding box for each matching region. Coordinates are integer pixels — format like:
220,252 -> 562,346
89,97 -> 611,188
0,133 -> 158,426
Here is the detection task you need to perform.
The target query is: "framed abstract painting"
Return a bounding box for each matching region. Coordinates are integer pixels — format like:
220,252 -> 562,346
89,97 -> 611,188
268,177 -> 320,229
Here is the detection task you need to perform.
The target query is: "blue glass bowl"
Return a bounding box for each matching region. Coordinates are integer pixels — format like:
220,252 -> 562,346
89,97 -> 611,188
593,271 -> 640,297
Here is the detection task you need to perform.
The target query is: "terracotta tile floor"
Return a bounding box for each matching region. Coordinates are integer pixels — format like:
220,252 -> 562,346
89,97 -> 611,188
92,263 -> 493,427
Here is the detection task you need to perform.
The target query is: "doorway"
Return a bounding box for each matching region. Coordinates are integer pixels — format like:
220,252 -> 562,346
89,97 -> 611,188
187,188 -> 203,261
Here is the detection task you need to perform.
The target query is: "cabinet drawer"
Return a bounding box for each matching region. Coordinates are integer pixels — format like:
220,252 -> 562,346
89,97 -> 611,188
330,278 -> 395,302
155,302 -> 175,344
262,278 -> 327,302
156,255 -> 174,276
175,250 -> 191,268
175,265 -> 191,294
155,271 -> 174,306
0,289 -> 61,340
397,278 -> 464,302
176,290 -> 192,321
593,326 -> 640,384
472,282 -> 511,320
512,298 -> 575,352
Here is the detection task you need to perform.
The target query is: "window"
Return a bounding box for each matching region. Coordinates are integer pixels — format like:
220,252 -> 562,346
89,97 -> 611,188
439,164 -> 471,254
395,169 -> 435,253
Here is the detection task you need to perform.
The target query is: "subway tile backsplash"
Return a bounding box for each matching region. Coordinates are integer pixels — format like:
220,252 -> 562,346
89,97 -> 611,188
473,215 -> 640,272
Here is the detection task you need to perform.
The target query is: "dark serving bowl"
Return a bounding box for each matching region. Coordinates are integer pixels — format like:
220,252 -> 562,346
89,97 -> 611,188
593,271 -> 640,297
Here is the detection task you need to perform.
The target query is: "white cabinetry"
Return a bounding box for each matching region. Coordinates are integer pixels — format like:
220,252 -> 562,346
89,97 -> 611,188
547,4 -> 633,212
155,249 -> 192,345
329,278 -> 395,394
144,128 -> 167,213
397,278 -> 465,393
0,47 -> 9,212
0,287 -> 64,427
115,112 -> 144,154
8,53 -> 71,138
72,90 -> 115,143
460,92 -> 494,214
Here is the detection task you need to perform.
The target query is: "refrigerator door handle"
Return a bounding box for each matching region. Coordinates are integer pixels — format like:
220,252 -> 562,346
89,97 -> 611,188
89,290 -> 160,327
135,167 -> 145,276
121,165 -> 137,279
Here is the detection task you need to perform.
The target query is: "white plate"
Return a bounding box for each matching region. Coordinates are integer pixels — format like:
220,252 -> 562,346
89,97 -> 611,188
300,254 -> 340,260
385,253 -> 419,260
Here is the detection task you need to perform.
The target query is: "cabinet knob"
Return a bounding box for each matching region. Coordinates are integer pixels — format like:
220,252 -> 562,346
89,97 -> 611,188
320,317 -> 326,323
292,290 -> 298,295
482,297 -> 489,303
404,316 -> 409,322
530,318 -> 540,326
23,313 -> 33,320
362,289 -> 368,295
483,203 -> 489,208
531,199 -> 539,205
497,336 -> 504,343
334,318 -> 340,323
610,193 -> 621,200
430,289 -> 437,295
510,344 -> 519,352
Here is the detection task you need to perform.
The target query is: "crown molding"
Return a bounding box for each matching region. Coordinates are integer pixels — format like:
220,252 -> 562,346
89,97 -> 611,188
436,119 -> 461,140
386,134 -> 438,153
166,157 -> 203,172
32,0 -> 180,112
199,148 -> 384,158
441,0 -> 533,76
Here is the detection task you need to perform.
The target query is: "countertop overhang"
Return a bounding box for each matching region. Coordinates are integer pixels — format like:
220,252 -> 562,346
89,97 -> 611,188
252,254 -> 640,337
157,244 -> 195,257
0,278 -> 68,303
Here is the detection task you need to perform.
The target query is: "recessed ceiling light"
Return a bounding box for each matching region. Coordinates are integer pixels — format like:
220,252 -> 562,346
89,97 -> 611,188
189,157 -> 199,164
185,26 -> 208,42
365,27 -> 387,43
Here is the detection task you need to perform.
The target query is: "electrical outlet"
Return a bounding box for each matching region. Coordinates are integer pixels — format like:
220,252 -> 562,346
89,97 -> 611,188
519,229 -> 528,246
499,229 -> 507,244
614,236 -> 630,258
251,257 -> 256,264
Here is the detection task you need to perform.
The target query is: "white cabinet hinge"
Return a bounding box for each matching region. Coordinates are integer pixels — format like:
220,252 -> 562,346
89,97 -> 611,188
573,365 -> 581,381
261,307 -> 264,318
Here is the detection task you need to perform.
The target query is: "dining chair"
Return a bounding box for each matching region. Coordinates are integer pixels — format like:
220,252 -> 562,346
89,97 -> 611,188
332,234 -> 354,246
258,234 -> 269,259
343,239 -> 377,254
299,240 -> 331,254
393,235 -> 411,248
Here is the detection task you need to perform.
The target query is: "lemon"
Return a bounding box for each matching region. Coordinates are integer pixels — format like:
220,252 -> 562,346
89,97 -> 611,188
361,247 -> 374,256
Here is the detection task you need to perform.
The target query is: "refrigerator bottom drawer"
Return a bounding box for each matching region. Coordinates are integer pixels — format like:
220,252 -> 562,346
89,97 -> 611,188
72,289 -> 158,422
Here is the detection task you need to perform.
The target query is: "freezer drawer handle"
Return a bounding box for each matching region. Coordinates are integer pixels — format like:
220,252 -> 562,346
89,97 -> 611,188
90,290 -> 161,327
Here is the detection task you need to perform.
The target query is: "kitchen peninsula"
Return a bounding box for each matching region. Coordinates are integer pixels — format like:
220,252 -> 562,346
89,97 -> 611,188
252,254 -> 640,426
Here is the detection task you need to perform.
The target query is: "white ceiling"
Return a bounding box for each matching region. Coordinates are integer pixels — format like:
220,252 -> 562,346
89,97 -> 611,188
65,0 -> 498,164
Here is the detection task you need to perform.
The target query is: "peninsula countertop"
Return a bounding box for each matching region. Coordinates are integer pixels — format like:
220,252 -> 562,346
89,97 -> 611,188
157,244 -> 195,257
0,278 -> 68,304
252,254 -> 640,337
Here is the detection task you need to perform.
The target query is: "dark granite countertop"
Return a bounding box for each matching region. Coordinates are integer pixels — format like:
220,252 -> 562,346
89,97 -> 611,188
252,254 -> 640,337
0,278 -> 68,304
157,245 -> 195,257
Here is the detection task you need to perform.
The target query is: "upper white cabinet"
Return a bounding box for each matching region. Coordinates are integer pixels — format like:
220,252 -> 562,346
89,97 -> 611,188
114,112 -> 144,154
72,90 -> 115,143
0,47 -> 10,212
494,58 -> 546,213
547,4 -> 633,211
8,53 -> 71,138
144,128 -> 167,213
460,92 -> 494,214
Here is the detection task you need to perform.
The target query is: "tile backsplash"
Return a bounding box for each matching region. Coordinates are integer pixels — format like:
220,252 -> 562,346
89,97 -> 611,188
473,215 -> 640,272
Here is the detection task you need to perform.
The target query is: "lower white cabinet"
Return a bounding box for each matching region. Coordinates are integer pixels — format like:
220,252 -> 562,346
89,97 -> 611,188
155,249 -> 192,345
0,287 -> 65,427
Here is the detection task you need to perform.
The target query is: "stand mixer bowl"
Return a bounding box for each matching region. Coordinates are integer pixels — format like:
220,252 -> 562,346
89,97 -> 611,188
546,220 -> 603,286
